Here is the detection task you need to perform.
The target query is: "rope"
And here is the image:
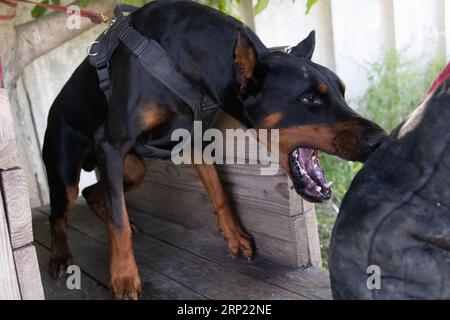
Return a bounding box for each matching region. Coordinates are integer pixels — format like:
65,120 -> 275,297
0,12 -> 15,20
0,0 -> 108,24
0,0 -> 16,20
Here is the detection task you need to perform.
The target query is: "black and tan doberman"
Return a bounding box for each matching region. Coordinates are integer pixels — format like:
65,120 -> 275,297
43,0 -> 386,299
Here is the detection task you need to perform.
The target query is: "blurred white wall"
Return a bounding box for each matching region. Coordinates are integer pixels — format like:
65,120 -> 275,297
255,0 -> 335,70
255,0 -> 449,101
445,0 -> 450,60
393,0 -> 446,59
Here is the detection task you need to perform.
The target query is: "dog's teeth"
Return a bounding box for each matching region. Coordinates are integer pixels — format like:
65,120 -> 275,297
323,181 -> 333,188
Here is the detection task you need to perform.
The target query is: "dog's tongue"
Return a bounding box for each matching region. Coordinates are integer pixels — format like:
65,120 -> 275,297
291,147 -> 332,202
298,149 -> 331,189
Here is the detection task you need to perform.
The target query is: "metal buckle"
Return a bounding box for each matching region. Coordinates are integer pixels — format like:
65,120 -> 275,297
96,59 -> 109,70
87,41 -> 100,57
201,97 -> 218,111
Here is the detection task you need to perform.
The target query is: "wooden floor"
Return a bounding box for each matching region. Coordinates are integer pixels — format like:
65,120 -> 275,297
32,200 -> 332,300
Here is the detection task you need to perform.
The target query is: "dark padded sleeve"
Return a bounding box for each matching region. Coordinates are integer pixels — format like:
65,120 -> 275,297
329,78 -> 450,300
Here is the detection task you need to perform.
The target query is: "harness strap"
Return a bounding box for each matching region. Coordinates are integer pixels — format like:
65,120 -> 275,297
89,5 -> 136,102
89,5 -> 221,159
118,22 -> 219,128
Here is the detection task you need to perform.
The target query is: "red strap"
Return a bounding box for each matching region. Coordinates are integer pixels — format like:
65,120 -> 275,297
1,0 -> 17,7
0,13 -> 16,20
0,0 -> 16,20
0,0 -> 108,24
429,62 -> 450,94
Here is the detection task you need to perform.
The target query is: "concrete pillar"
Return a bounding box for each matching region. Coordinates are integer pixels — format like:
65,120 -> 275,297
254,0 -> 336,70
445,0 -> 450,60
393,0 -> 446,60
330,0 -> 395,100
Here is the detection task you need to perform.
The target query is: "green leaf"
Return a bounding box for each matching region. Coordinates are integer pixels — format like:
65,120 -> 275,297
305,0 -> 318,14
253,0 -> 269,16
80,0 -> 89,7
31,0 -> 49,19
51,0 -> 60,5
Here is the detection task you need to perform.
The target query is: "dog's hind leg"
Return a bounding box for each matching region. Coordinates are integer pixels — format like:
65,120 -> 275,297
43,109 -> 88,279
82,153 -> 147,227
193,163 -> 254,259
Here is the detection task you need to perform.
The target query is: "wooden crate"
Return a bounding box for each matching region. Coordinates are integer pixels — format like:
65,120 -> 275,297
126,113 -> 322,268
0,88 -> 44,300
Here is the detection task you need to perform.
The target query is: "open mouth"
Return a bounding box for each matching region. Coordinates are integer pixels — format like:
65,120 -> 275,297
289,147 -> 332,203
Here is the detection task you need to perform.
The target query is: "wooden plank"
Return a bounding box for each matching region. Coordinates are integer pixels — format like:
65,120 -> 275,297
126,160 -> 303,265
9,82 -> 49,207
0,196 -> 21,300
116,203 -> 331,300
289,182 -> 322,268
126,159 -> 319,267
35,206 -> 308,300
0,142 -> 20,171
35,243 -> 111,300
0,169 -> 33,249
32,209 -> 208,300
0,111 -> 16,142
0,89 -> 20,170
130,161 -> 292,217
0,89 -> 15,141
13,245 -> 45,300
294,210 -> 322,268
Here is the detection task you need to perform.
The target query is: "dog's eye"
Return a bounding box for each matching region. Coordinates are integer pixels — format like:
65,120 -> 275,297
301,94 -> 323,106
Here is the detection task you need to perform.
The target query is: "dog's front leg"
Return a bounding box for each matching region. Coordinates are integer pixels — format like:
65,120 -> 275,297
193,163 -> 254,259
97,141 -> 141,300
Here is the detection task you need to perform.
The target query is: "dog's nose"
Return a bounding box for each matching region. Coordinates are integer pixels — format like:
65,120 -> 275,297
364,131 -> 386,152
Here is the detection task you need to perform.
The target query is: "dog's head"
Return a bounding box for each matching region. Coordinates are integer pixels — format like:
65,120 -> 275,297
234,30 -> 387,203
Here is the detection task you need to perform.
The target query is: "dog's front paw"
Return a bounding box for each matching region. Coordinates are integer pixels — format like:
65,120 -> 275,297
110,265 -> 141,300
218,214 -> 255,260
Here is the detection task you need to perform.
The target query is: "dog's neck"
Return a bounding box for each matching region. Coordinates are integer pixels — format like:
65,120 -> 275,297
221,99 -> 253,128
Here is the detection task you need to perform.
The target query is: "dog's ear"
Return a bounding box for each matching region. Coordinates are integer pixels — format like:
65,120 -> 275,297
234,29 -> 265,96
289,30 -> 316,60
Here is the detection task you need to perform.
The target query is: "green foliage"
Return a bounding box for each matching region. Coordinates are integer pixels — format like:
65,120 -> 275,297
359,49 -> 445,132
196,0 -> 240,15
316,50 -> 445,268
253,0 -> 269,16
305,0 -> 318,14
121,0 -> 152,6
31,1 -> 47,19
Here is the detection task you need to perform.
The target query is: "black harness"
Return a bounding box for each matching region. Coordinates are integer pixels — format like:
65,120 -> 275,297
88,5 -> 220,159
